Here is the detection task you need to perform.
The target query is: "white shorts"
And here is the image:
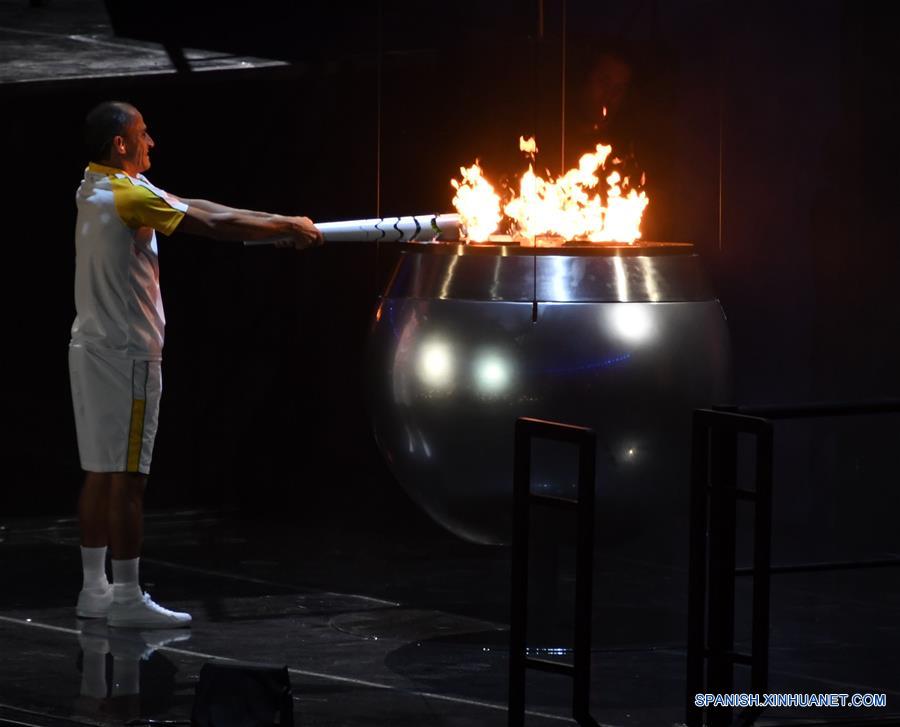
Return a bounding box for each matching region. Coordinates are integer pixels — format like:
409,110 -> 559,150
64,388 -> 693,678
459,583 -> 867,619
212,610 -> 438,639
69,344 -> 162,474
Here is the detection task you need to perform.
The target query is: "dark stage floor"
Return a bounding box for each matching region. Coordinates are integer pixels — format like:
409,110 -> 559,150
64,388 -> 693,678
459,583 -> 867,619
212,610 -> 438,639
0,499 -> 898,727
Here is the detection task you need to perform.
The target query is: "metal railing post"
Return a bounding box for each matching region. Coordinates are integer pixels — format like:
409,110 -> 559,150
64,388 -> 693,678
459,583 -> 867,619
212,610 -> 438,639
686,409 -> 773,727
573,427 -> 597,723
686,412 -> 711,727
508,421 -> 532,727
508,416 -> 598,727
707,423 -> 738,727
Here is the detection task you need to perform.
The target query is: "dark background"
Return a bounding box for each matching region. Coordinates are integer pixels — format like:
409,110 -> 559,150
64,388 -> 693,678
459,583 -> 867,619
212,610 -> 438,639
1,1 -> 898,556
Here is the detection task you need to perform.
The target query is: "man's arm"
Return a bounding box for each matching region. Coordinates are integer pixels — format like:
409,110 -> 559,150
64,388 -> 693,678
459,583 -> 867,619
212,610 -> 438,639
176,200 -> 323,248
178,198 -> 271,219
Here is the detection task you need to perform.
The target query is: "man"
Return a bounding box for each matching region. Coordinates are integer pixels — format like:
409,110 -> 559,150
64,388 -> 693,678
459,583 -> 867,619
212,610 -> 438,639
70,101 -> 322,628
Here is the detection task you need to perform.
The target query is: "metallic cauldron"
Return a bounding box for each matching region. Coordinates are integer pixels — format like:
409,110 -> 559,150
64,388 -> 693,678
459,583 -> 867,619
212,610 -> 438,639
367,242 -> 730,544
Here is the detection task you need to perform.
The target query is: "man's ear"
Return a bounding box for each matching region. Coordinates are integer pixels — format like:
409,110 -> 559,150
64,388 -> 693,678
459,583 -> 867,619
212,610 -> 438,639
113,134 -> 126,154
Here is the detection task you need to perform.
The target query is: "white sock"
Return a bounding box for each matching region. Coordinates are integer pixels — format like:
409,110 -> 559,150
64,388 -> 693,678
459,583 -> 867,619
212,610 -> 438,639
81,546 -> 109,592
111,558 -> 142,602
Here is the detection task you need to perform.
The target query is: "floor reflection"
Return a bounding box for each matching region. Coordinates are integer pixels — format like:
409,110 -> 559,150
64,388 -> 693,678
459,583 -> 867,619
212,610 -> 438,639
0,507 -> 896,727
76,619 -> 190,721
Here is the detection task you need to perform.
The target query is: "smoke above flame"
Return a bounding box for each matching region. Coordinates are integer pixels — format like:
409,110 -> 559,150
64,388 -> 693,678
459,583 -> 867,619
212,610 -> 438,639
451,137 -> 649,243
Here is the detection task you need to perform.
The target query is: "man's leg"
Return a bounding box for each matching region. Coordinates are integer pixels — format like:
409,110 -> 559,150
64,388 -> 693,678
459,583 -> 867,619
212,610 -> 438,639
79,472 -> 111,547
108,472 -> 146,604
77,472 -> 113,618
109,472 -> 146,560
105,472 -> 191,628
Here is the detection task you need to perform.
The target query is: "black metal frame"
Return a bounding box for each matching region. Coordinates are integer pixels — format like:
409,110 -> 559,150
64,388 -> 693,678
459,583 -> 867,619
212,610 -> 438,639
687,409 -> 774,727
508,417 -> 598,727
686,400 -> 900,727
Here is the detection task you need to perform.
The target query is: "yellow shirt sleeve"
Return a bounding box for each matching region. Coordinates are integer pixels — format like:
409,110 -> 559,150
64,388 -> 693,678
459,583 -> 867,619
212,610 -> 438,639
111,177 -> 186,236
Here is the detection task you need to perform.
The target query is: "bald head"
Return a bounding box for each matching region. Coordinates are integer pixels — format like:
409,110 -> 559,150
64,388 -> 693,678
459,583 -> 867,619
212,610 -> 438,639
84,101 -> 138,164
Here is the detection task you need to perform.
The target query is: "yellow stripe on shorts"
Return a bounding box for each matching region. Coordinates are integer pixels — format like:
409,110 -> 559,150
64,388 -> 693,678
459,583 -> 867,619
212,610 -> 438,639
126,398 -> 146,472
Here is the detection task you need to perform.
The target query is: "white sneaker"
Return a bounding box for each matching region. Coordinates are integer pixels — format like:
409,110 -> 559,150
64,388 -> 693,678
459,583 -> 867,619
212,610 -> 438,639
76,585 -> 113,618
107,592 -> 192,629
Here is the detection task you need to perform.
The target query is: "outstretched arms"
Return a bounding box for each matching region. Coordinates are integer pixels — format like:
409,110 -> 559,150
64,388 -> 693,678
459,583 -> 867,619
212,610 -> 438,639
177,198 -> 323,249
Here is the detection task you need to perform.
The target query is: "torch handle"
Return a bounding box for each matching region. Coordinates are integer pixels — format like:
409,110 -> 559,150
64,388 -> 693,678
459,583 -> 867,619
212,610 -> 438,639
243,213 -> 460,246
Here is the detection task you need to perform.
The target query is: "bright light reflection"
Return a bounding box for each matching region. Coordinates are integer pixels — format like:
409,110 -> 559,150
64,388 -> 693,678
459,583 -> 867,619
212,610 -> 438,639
475,354 -> 510,394
417,339 -> 454,388
526,646 -> 572,656
619,441 -> 642,464
612,256 -> 630,301
638,256 -> 661,302
609,304 -> 652,343
550,256 -> 570,302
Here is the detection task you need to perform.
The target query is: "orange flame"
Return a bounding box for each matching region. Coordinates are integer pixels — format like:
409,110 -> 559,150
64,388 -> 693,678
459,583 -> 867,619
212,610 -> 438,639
451,137 -> 648,244
450,161 -> 502,242
519,135 -> 538,158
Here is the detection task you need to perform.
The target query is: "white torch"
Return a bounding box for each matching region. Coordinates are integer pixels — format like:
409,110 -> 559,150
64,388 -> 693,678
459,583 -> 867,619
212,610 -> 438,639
244,213 -> 461,246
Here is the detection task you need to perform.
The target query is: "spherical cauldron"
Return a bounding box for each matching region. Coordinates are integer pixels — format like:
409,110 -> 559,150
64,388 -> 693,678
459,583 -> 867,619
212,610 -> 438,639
366,241 -> 730,544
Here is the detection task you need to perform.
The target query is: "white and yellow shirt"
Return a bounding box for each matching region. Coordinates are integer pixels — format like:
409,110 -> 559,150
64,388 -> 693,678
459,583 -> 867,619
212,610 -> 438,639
70,162 -> 188,360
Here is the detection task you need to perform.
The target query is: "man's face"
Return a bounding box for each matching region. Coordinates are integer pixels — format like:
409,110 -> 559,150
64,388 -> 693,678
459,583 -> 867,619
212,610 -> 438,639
119,110 -> 154,174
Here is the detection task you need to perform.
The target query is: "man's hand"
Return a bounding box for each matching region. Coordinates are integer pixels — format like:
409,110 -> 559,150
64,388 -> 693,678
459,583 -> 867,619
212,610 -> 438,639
178,203 -> 325,248
274,216 -> 324,250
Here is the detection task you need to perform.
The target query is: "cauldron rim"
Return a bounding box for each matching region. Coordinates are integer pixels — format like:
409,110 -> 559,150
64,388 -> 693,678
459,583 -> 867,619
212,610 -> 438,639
393,241 -> 694,257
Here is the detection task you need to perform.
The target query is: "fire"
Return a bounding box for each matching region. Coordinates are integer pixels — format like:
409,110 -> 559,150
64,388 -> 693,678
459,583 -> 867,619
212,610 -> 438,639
450,161 -> 502,243
451,137 -> 649,244
519,135 -> 538,157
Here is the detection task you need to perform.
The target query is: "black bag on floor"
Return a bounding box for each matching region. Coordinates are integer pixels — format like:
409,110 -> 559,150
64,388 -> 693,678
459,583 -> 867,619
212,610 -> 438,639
191,662 -> 294,727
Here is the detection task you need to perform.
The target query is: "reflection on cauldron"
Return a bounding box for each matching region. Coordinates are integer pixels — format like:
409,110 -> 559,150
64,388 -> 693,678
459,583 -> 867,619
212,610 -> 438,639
368,242 -> 731,544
